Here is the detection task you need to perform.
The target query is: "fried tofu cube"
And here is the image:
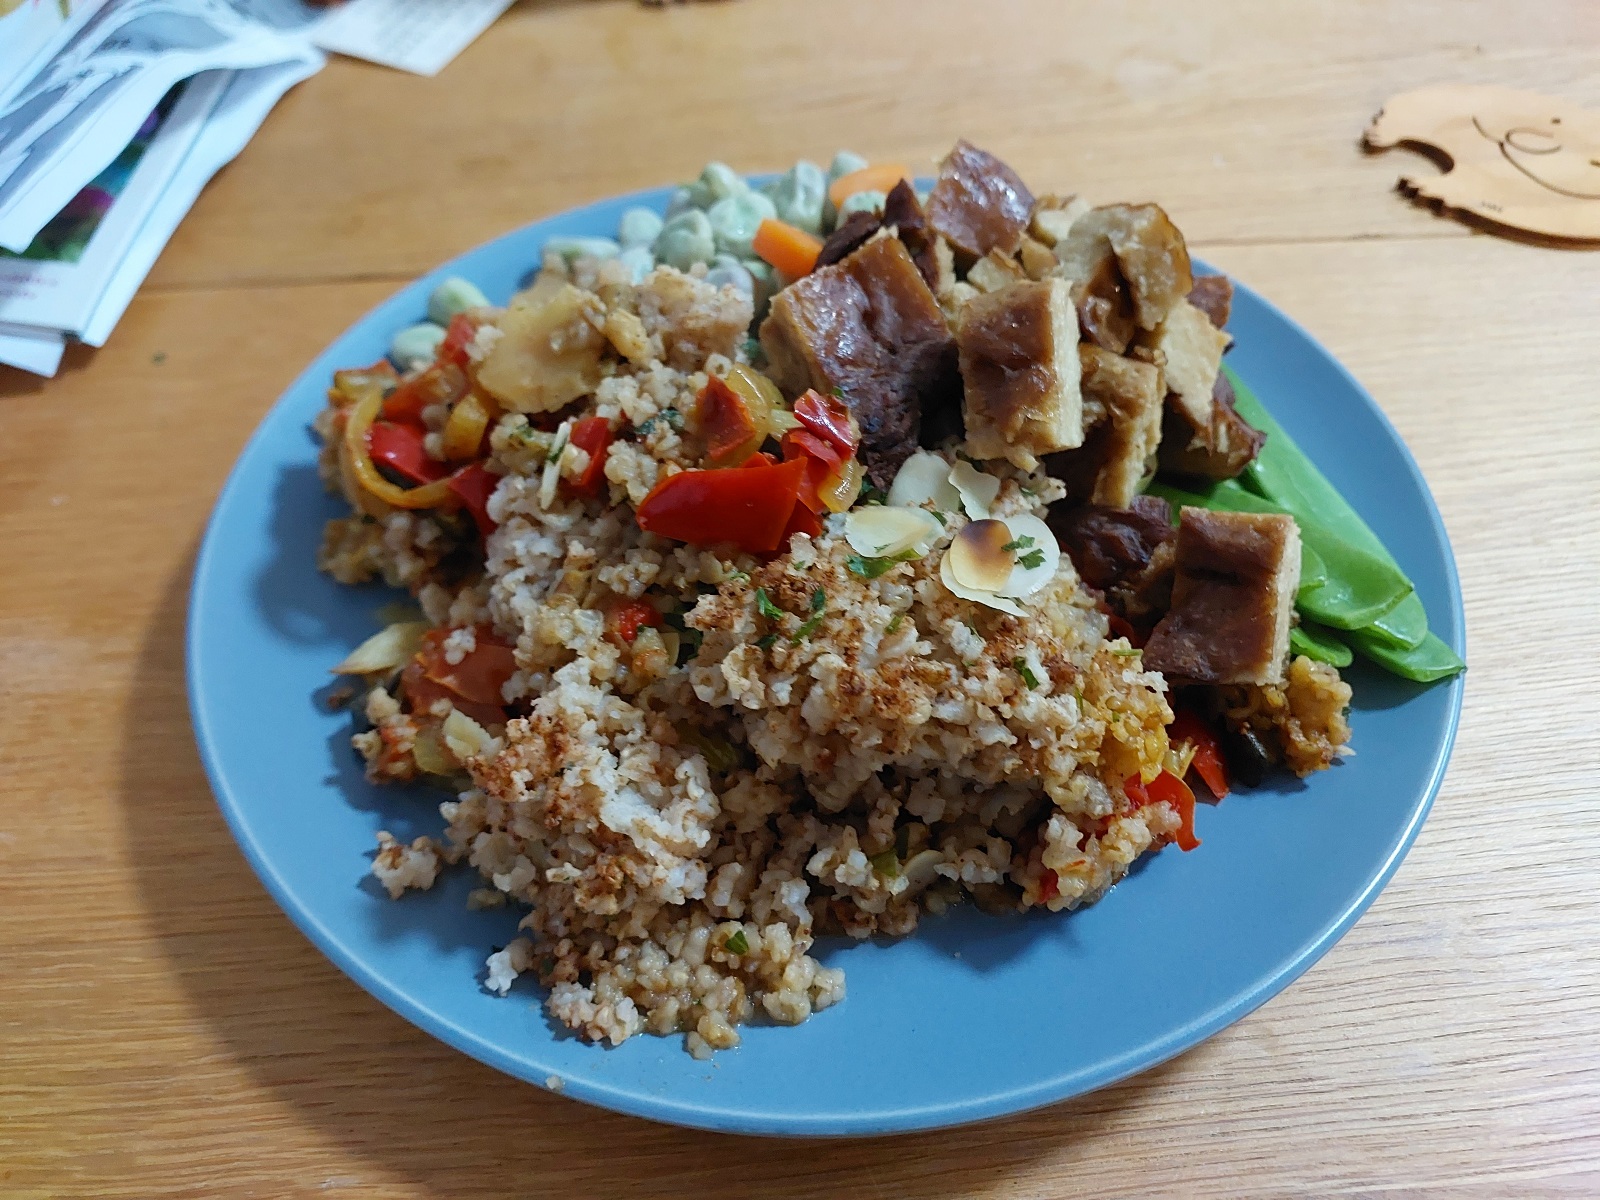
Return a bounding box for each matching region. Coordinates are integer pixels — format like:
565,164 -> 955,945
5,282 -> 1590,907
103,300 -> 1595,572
926,140 -> 1036,268
1143,300 -> 1231,427
1042,346 -> 1164,507
1054,204 -> 1194,332
1030,194 -> 1092,247
967,249 -> 1027,294
1143,508 -> 1302,686
956,278 -> 1084,469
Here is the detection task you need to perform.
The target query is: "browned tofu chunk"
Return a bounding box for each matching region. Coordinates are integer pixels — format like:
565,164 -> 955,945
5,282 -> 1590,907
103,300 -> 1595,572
956,278 -> 1083,470
1143,508 -> 1301,686
1054,204 -> 1194,333
966,249 -> 1027,294
1158,369 -> 1267,482
1188,273 -> 1233,330
1142,300 -> 1230,428
759,234 -> 957,486
1042,346 -> 1164,507
926,140 -> 1036,268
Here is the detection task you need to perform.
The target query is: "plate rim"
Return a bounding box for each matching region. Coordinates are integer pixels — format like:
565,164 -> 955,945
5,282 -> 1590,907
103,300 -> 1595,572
186,186 -> 1466,1137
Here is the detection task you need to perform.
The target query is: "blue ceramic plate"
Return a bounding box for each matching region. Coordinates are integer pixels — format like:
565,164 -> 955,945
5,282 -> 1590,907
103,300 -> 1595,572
188,186 -> 1465,1137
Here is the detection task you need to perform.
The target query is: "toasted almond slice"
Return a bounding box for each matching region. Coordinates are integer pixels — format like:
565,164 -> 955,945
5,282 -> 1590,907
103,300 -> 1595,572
887,450 -> 962,512
947,519 -> 1016,591
995,514 -> 1061,599
940,550 -> 1025,616
845,506 -> 943,558
949,460 -> 1001,519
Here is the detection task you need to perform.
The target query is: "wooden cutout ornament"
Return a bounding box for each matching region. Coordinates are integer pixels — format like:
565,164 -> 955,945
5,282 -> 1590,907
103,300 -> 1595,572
1365,85 -> 1600,242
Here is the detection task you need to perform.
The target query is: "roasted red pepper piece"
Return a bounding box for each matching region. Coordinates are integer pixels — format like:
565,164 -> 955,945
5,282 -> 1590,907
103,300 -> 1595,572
399,661 -> 507,727
1127,772 -> 1200,851
780,498 -> 823,542
610,599 -> 663,645
1169,707 -> 1230,799
635,458 -> 806,554
793,389 -> 857,458
382,361 -> 468,425
437,311 -> 483,370
416,626 -> 517,708
698,375 -> 765,466
368,421 -> 451,485
446,462 -> 499,536
780,428 -> 843,514
568,416 -> 614,497
1039,868 -> 1060,903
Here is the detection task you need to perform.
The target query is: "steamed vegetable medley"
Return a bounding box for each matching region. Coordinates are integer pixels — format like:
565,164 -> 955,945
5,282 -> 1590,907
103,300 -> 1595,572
312,140 -> 1462,1056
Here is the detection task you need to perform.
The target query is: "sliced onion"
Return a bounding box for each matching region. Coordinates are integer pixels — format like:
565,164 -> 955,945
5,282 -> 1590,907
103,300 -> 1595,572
994,514 -> 1061,599
845,506 -> 942,558
887,450 -> 961,511
443,708 -> 497,760
333,621 -> 429,675
940,550 -> 1024,616
949,460 -> 1001,519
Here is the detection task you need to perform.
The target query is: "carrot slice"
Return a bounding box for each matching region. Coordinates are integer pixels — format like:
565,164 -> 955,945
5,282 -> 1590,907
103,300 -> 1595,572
826,163 -> 912,209
751,218 -> 823,278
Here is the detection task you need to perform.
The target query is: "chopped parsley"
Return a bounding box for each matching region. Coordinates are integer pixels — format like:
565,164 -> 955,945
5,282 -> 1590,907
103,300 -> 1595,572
830,385 -> 846,398
742,337 -> 762,361
756,633 -> 778,650
789,588 -> 826,643
869,849 -> 900,879
755,588 -> 784,620
929,509 -> 948,526
846,550 -> 918,579
1013,657 -> 1041,690
1001,535 -> 1037,553
1018,549 -> 1046,570
545,425 -> 570,463
724,929 -> 750,955
1110,647 -> 1141,657
726,569 -> 750,584
857,484 -> 888,506
885,613 -> 904,634
634,407 -> 683,436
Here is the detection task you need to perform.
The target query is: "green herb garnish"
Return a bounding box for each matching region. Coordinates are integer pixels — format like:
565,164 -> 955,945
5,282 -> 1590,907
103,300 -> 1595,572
724,929 -> 750,955
929,510 -> 948,526
1001,535 -> 1037,553
546,425 -> 570,463
809,587 -> 826,613
1017,549 -> 1046,570
869,849 -> 900,879
727,570 -> 750,584
1012,657 -> 1040,689
755,588 -> 783,620
885,613 -> 904,635
857,484 -> 887,506
846,550 -> 918,579
756,633 -> 778,650
1110,647 -> 1141,657
789,588 -> 826,643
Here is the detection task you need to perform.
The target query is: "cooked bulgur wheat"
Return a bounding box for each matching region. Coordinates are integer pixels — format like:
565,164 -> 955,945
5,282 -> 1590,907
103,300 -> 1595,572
318,255 -> 1347,1056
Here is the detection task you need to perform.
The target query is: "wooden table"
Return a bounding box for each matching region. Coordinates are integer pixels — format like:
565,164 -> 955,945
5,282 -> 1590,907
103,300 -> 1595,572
4,2 -> 1598,1195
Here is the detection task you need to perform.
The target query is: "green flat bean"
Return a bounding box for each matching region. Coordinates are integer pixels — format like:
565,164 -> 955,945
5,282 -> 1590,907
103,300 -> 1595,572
1145,480 -> 1412,630
1290,622 -> 1353,668
1226,366 -> 1429,651
1346,629 -> 1465,683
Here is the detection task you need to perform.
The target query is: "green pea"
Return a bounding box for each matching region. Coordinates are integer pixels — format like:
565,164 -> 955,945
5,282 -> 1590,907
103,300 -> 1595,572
708,190 -> 776,258
837,190 -> 887,220
828,150 -> 869,182
544,236 -> 620,264
685,162 -> 747,210
617,206 -> 664,248
768,161 -> 827,234
389,321 -> 446,370
426,277 -> 489,326
618,245 -> 655,284
655,210 -> 715,270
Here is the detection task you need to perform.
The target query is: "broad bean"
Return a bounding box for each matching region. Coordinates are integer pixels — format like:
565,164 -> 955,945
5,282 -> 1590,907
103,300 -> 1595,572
655,210 -> 716,270
426,276 -> 489,326
708,190 -> 776,258
390,321 -> 447,370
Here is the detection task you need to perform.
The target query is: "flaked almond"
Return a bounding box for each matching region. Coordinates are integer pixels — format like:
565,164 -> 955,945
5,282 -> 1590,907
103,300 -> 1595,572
940,550 -> 1025,616
845,506 -> 943,558
949,459 -> 1001,519
947,519 -> 1016,591
995,514 -> 1061,599
887,450 -> 962,512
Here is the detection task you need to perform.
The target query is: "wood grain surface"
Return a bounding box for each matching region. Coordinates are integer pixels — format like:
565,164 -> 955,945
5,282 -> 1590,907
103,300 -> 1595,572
3,2 -> 1598,1196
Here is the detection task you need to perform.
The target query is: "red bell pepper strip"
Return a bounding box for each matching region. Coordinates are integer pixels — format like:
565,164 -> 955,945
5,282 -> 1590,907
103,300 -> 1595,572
1126,772 -> 1200,851
610,599 -> 663,645
635,458 -> 806,554
1169,707 -> 1230,799
368,421 -> 451,485
793,390 -> 857,458
742,451 -> 778,468
780,428 -> 843,514
447,463 -> 499,537
437,311 -> 483,370
382,362 -> 468,425
568,416 -> 614,497
780,497 -> 823,542
698,375 -> 765,466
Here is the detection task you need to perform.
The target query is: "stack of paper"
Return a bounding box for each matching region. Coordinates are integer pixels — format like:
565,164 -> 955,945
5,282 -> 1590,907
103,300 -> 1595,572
0,0 -> 516,377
